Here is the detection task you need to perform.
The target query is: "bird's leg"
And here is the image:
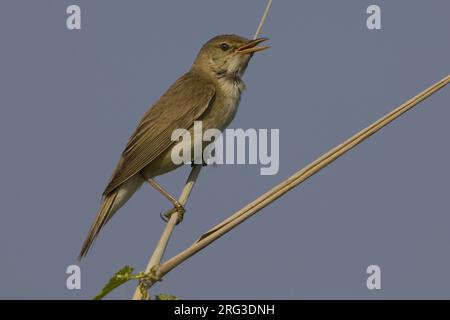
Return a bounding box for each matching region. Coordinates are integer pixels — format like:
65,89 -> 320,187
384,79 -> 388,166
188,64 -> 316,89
191,152 -> 209,167
145,178 -> 185,224
191,161 -> 208,167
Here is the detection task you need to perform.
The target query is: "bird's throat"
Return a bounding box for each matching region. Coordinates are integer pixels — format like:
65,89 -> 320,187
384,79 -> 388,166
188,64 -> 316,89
216,69 -> 245,89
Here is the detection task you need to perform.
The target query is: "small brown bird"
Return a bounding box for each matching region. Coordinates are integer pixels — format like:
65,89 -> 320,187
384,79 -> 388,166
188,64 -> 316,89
79,34 -> 269,259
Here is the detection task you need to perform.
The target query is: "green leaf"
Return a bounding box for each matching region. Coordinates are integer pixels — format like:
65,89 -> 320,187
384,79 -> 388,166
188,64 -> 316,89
155,294 -> 180,300
93,265 -> 135,300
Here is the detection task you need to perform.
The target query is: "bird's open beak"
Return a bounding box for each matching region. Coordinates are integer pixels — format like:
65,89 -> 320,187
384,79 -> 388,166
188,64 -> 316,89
236,38 -> 270,54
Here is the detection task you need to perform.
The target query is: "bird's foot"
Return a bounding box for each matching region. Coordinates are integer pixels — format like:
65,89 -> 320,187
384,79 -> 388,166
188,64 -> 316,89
160,201 -> 185,225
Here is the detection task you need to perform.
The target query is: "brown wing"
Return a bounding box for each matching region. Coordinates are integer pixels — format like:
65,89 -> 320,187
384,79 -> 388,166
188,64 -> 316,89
103,72 -> 216,195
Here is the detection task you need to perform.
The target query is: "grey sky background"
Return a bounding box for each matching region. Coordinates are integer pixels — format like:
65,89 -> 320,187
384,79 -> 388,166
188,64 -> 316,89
0,0 -> 449,299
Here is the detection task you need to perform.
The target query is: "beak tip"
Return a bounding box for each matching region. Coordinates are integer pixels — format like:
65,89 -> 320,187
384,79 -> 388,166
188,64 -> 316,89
236,37 -> 270,54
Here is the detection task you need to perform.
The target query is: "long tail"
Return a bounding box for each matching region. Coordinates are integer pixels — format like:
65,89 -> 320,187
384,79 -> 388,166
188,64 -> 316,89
78,175 -> 143,260
78,192 -> 119,260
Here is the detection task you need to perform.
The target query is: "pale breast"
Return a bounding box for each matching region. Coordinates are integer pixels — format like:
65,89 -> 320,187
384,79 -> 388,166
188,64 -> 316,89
142,79 -> 244,178
205,78 -> 244,131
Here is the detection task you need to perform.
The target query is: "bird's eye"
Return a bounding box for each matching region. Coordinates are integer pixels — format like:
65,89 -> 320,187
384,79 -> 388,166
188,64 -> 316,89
219,43 -> 230,51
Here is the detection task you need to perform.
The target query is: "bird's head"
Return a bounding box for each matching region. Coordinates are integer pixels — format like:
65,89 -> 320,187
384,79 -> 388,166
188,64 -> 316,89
192,34 -> 269,81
